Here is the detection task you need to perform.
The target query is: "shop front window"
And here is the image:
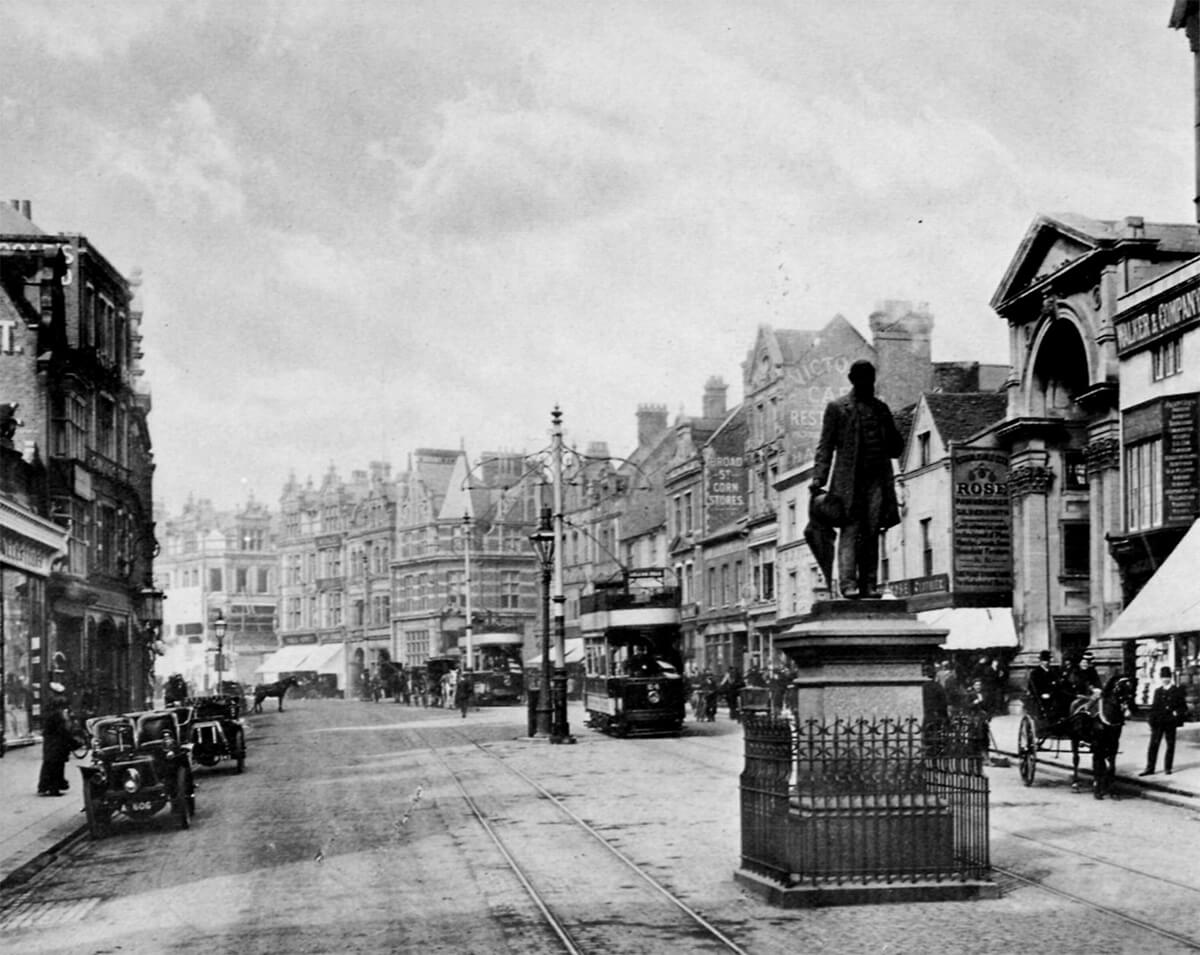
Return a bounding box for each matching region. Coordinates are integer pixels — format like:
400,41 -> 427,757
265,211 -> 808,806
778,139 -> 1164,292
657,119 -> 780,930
2,571 -> 42,743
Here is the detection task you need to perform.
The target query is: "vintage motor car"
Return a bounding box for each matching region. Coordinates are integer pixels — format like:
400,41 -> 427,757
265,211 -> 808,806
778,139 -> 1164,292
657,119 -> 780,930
80,709 -> 196,838
186,694 -> 246,773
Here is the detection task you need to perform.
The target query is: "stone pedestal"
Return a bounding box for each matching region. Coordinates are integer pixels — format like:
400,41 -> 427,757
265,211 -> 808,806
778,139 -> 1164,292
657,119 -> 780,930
775,599 -> 947,723
734,598 -> 998,906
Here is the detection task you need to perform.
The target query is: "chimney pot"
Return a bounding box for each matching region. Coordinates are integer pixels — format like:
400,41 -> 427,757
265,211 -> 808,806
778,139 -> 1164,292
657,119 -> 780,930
19,200 -> 31,220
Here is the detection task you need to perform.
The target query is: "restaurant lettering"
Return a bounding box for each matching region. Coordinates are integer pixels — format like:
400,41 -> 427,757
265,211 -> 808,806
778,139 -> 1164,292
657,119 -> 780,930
1115,281 -> 1200,354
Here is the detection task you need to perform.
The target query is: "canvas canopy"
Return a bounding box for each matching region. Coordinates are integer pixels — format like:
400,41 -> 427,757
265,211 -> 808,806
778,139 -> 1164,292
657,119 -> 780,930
255,644 -> 316,678
918,607 -> 1017,651
1105,519 -> 1200,641
301,643 -> 345,675
526,637 -> 584,667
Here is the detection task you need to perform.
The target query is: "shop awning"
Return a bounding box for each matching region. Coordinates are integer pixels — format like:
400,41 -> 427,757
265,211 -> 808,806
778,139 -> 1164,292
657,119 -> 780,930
526,637 -> 584,667
917,608 -> 1017,651
300,643 -> 345,675
1105,519 -> 1200,641
255,644 -> 316,677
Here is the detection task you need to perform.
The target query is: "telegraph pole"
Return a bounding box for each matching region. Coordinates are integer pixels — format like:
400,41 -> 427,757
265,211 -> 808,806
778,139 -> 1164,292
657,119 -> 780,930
550,407 -> 574,743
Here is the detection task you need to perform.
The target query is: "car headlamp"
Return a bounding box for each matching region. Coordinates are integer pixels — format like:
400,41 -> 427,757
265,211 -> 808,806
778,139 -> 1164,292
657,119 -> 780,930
122,768 -> 142,794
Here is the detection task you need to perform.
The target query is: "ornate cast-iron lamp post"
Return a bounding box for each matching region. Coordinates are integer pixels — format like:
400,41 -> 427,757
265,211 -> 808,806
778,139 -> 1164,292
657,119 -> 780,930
213,611 -> 227,694
528,507 -> 554,738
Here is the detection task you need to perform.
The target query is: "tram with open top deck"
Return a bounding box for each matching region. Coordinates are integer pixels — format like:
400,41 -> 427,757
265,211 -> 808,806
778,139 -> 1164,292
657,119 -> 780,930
461,630 -> 526,705
581,577 -> 685,737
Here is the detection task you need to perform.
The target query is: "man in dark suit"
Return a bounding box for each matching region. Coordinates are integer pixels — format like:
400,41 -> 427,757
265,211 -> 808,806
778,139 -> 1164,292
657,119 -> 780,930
1140,666 -> 1189,776
1027,650 -> 1063,721
810,360 -> 904,600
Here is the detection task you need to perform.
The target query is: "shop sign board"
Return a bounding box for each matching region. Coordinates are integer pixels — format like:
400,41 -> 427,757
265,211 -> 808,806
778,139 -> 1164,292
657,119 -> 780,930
951,449 -> 1012,596
1163,395 -> 1200,525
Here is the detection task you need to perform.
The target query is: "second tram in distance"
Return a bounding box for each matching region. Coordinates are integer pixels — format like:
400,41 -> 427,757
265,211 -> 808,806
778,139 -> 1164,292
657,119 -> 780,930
463,631 -> 526,705
580,579 -> 686,737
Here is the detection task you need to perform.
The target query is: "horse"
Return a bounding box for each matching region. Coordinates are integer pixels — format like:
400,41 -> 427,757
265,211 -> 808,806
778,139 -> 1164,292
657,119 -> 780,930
1067,674 -> 1138,799
253,676 -> 299,714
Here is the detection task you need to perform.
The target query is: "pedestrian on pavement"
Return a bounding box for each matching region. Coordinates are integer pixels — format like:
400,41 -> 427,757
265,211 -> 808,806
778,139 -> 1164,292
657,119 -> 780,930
37,686 -> 75,797
719,666 -> 744,722
455,671 -> 472,718
1140,666 -> 1190,776
700,669 -> 719,721
965,677 -> 991,756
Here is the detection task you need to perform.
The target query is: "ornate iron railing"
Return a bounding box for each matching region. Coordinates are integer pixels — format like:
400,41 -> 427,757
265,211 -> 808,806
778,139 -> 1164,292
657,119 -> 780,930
740,714 -> 989,887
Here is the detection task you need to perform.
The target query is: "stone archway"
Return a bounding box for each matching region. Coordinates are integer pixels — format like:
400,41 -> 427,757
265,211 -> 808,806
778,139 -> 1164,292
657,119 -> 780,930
1029,317 -> 1091,420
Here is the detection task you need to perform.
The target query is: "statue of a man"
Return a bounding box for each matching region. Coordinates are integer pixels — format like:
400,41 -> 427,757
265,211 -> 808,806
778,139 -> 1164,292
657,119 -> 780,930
810,360 -> 903,599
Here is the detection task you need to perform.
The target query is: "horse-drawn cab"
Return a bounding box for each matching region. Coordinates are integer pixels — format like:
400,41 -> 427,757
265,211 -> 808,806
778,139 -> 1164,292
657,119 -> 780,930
1017,673 -> 1137,797
79,709 -> 196,838
185,694 -> 246,773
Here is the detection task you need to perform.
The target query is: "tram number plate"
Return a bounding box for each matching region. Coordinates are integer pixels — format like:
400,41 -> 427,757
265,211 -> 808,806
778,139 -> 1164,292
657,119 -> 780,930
129,800 -> 153,813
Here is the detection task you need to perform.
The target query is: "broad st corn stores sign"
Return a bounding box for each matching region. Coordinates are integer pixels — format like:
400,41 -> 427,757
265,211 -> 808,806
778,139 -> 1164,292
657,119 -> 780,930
702,443 -> 748,534
951,449 -> 1012,601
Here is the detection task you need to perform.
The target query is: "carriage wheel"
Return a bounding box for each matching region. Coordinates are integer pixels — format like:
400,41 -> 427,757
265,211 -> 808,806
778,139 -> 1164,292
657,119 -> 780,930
172,767 -> 191,830
1018,714 -> 1038,786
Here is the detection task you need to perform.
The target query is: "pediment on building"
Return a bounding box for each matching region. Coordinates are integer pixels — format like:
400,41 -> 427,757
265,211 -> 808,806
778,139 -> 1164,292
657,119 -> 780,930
991,214 -> 1111,311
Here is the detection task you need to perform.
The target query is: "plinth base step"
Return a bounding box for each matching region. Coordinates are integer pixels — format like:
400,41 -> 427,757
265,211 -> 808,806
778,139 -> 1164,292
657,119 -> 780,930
733,867 -> 1000,908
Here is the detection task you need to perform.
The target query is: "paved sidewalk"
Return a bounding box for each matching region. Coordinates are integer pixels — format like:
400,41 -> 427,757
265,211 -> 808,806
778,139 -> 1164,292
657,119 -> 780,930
989,711 -> 1200,807
5,706 -> 1200,890
0,740 -> 87,888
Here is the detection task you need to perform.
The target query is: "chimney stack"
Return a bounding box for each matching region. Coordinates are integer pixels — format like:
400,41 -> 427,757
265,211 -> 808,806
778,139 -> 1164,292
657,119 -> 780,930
636,404 -> 669,448
702,376 -> 728,420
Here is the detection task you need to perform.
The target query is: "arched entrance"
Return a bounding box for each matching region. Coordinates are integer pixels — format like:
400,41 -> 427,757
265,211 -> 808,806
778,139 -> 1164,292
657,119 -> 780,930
1030,318 -> 1090,420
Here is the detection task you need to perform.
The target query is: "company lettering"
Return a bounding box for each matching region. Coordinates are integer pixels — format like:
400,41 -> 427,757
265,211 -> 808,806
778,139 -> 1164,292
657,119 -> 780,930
1116,282 -> 1200,353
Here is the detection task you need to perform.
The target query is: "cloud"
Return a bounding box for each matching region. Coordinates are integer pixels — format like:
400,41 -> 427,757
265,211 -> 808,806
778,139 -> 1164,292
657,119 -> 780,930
384,86 -> 655,238
89,94 -> 245,222
4,0 -> 177,61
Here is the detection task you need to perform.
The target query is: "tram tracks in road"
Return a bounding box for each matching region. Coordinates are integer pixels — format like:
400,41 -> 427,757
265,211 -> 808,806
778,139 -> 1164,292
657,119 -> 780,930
991,825 -> 1200,950
412,726 -> 750,955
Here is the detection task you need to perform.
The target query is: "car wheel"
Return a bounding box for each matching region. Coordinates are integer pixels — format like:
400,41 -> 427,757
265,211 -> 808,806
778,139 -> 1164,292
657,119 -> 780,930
172,767 -> 190,830
83,782 -> 109,839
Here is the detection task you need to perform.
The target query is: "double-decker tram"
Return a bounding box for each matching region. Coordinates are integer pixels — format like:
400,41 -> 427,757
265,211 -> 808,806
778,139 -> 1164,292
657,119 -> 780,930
462,631 -> 526,705
581,578 -> 686,737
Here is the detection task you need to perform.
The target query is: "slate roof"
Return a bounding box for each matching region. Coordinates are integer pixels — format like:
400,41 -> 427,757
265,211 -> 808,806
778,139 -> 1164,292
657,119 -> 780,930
923,393 -> 1007,444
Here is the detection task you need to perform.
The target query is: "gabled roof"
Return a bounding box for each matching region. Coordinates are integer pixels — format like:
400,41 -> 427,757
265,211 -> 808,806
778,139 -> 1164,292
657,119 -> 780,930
922,393 -> 1007,444
991,213 -> 1200,310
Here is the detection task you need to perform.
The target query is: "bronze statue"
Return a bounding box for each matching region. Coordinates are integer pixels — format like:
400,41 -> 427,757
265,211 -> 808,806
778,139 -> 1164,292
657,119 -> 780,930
810,360 -> 903,599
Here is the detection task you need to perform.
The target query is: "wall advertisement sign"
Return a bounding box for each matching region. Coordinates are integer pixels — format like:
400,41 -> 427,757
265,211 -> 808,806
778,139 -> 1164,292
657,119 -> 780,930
1163,394 -> 1200,525
702,437 -> 748,534
951,449 -> 1012,596
1122,393 -> 1200,526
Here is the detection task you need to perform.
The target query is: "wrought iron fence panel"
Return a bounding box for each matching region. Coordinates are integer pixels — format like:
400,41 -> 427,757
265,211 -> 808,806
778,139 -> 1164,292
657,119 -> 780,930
739,713 -> 793,883
740,714 -> 990,887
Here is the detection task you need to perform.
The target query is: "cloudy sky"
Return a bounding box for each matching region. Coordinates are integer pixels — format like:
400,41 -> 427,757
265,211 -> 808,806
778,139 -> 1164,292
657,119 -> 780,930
0,1 -> 1194,511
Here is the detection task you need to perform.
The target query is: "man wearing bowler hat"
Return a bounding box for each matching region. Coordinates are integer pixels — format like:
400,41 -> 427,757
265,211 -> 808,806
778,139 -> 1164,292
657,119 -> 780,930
1141,666 -> 1189,776
810,359 -> 903,599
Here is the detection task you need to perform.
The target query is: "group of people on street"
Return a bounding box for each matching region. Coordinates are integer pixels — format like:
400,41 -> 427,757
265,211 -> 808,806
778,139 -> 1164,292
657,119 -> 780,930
682,662 -> 799,723
1027,648 -> 1194,777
